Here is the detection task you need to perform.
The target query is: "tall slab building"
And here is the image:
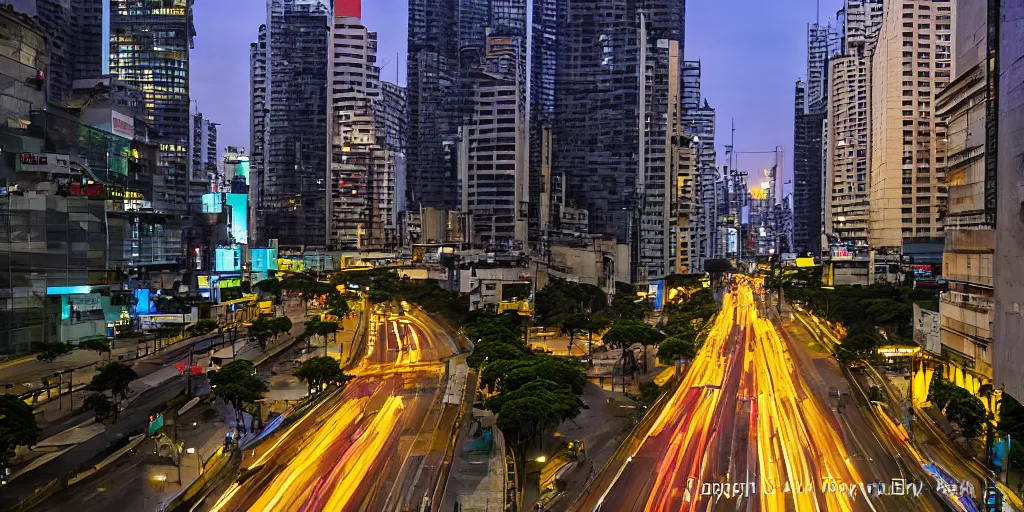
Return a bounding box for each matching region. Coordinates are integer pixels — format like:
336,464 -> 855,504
868,0 -> 953,250
824,0 -> 883,254
253,0 -> 331,248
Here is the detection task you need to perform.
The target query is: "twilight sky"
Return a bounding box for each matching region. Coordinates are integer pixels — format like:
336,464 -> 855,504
191,0 -> 843,186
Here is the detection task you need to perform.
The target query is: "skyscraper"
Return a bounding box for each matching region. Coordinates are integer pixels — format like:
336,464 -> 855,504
459,35 -> 528,249
869,0 -> 953,250
109,0 -> 195,219
792,79 -> 825,257
994,0 -> 1024,404
824,0 -> 883,254
935,0 -> 998,384
539,0 -> 685,280
407,0 -> 460,210
249,23 -> 268,246
255,0 -> 331,248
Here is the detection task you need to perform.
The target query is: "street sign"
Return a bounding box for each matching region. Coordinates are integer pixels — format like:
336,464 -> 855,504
148,414 -> 164,436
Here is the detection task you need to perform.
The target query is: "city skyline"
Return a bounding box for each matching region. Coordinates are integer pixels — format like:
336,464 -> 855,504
192,0 -> 843,179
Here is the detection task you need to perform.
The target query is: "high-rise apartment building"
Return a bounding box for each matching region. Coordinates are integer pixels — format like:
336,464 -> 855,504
994,0 -> 1024,403
249,24 -> 268,246
869,0 -> 953,250
459,35 -> 528,249
535,0 -> 684,280
407,0 -> 527,212
824,0 -> 883,253
254,0 -> 331,248
328,3 -> 404,250
793,79 -> 825,257
806,21 -> 842,110
681,60 -> 717,272
933,0 -> 999,384
190,112 -> 219,200
407,0 -> 461,210
375,81 -> 408,234
109,0 -> 194,219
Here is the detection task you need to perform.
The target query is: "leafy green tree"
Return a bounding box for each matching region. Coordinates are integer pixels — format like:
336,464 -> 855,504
249,317 -> 273,350
36,342 -> 73,363
254,278 -> 283,301
0,394 -> 39,472
603,320 -> 663,377
294,356 -> 351,394
658,335 -> 697,365
325,293 -> 351,318
304,320 -> 339,354
928,375 -> 988,439
189,318 -> 219,336
210,359 -> 267,427
85,363 -> 137,422
608,291 -> 651,321
553,312 -> 589,354
467,340 -> 529,369
271,316 -> 293,341
84,392 -> 115,422
79,339 -> 112,359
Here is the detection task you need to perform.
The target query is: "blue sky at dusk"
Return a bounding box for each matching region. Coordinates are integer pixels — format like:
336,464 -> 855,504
191,0 -> 843,185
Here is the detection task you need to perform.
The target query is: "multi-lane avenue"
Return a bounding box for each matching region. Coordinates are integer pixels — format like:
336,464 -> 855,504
204,306 -> 463,512
574,280 -> 953,512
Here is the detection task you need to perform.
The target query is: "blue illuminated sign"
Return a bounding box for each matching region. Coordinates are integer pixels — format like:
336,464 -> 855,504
216,248 -> 242,272
225,194 -> 248,244
250,248 -> 278,272
46,286 -> 93,295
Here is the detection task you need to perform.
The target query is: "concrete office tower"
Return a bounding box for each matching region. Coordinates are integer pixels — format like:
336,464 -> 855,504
806,21 -> 842,110
190,112 -> 219,199
675,144 -> 698,274
824,0 -> 883,253
459,35 -> 528,249
255,0 -> 331,248
540,0 -> 684,281
934,0 -> 999,383
328,4 -> 403,250
249,24 -> 268,246
681,60 -> 718,270
793,79 -> 825,257
375,81 -> 408,241
994,0 -> 1024,402
869,0 -> 953,250
108,0 -> 194,217
528,0 -> 562,244
407,0 -> 527,212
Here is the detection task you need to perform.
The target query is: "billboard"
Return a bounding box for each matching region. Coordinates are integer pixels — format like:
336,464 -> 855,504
202,193 -> 223,214
225,194 -> 248,244
250,248 -> 279,272
216,248 -> 242,272
648,280 -> 665,311
111,111 -> 135,139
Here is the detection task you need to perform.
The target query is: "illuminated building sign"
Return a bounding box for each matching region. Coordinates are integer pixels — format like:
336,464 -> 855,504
831,249 -> 852,260
202,193 -> 223,214
46,286 -> 93,295
250,248 -> 279,272
111,111 -> 135,138
216,248 -> 242,272
68,183 -> 105,198
225,194 -> 249,244
16,153 -> 72,174
219,278 -> 242,289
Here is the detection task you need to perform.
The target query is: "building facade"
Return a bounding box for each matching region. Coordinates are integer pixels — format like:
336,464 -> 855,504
868,0 -> 953,250
793,79 -> 825,257
993,0 -> 1024,401
459,35 -> 528,250
825,0 -> 883,254
256,0 -> 331,248
934,0 -> 998,383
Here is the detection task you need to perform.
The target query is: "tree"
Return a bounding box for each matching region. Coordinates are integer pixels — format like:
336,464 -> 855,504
325,293 -> 351,318
189,319 -> 219,336
928,375 -> 988,439
294,356 -> 351,394
249,317 -> 273,350
467,340 -> 529,369
657,336 -> 697,365
85,363 -> 138,422
553,312 -> 589,354
88,363 -> 138,402
271,316 -> 293,341
84,392 -> 115,422
254,278 -> 283,301
608,291 -> 651,321
36,342 -> 73,363
603,320 -> 663,379
210,359 -> 267,430
304,320 -> 339,354
79,339 -> 112,360
0,394 -> 39,472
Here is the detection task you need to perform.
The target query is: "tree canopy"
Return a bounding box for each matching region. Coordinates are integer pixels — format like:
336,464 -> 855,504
928,374 -> 988,439
210,359 -> 268,419
78,339 -> 111,356
0,394 -> 39,471
88,363 -> 138,402
36,341 -> 73,363
294,356 -> 351,393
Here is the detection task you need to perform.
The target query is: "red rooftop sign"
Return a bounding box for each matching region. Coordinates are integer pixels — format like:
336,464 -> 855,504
336,0 -> 360,18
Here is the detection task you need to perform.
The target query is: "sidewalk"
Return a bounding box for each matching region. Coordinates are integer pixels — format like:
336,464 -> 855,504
0,323 -> 307,510
441,409 -> 508,512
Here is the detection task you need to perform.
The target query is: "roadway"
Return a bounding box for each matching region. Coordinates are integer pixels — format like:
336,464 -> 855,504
203,306 -> 462,512
573,280 -> 951,512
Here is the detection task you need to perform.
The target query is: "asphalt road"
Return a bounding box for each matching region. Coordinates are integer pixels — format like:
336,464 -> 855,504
572,280 -> 950,512
201,309 -> 461,512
